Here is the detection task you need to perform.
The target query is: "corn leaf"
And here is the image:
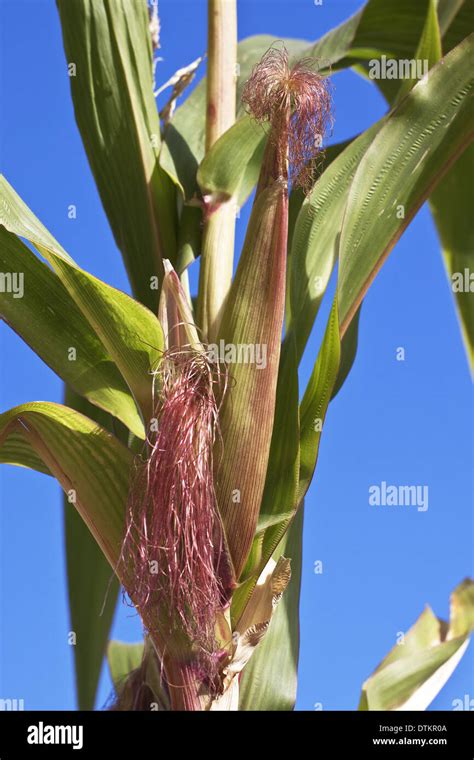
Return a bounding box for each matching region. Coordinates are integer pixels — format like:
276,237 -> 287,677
429,145 -> 474,371
339,36 -> 474,335
0,227 -> 144,438
238,507 -> 303,711
367,2 -> 474,372
0,432 -> 51,475
289,122 -> 381,362
359,579 -> 474,710
438,0 -> 474,53
394,0 -> 442,104
0,176 -> 163,429
0,397 -> 123,713
107,641 -> 144,693
404,2 -> 474,373
298,299 -> 341,502
356,1 -> 473,372
0,402 -> 132,572
56,0 -> 177,309
107,638 -> 169,710
197,114 -> 267,207
63,387 -> 126,711
331,305 -> 362,400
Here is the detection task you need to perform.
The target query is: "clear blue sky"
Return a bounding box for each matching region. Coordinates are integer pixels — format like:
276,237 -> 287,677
0,0 -> 472,710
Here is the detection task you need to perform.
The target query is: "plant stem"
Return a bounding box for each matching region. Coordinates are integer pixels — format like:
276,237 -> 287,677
197,0 -> 237,342
162,656 -> 203,711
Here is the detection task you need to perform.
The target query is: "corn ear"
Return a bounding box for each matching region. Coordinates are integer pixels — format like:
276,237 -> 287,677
215,179 -> 288,578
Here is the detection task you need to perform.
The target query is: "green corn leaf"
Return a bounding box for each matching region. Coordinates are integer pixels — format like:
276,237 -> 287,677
412,3 -> 473,373
289,122 -> 381,363
0,431 -> 51,475
107,638 -> 169,710
359,579 -> 474,710
0,176 -> 163,429
0,402 -> 132,573
428,4 -> 474,374
429,144 -> 474,372
298,298 -> 341,503
0,396 -> 125,712
339,36 -> 474,336
107,641 -> 144,693
366,1 -> 474,373
437,0 -> 466,35
331,305 -> 362,400
394,0 -> 442,104
438,0 -> 474,53
0,227 -> 144,438
197,114 -> 267,207
345,0 -> 431,61
63,387 -> 126,711
56,0 -> 177,309
238,506 -> 303,711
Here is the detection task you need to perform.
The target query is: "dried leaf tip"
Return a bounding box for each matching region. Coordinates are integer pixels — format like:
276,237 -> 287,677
241,45 -> 333,193
148,0 -> 160,51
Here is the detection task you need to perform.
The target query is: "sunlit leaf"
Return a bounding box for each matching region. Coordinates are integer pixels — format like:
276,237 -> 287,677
0,227 -> 144,437
0,176 -> 163,428
57,0 -> 177,308
359,579 -> 474,710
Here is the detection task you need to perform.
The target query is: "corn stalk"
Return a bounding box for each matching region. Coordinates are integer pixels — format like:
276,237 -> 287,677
0,0 -> 473,711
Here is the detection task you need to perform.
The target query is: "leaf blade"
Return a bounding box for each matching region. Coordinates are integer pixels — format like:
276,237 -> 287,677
0,176 -> 164,428
0,227 -> 144,437
339,36 -> 474,335
56,0 -> 177,307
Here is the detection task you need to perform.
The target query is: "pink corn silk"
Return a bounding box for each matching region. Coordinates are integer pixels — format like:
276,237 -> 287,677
123,350 -> 232,671
242,45 -> 333,193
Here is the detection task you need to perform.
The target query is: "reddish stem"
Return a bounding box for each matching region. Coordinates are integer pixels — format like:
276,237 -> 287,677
163,657 -> 203,711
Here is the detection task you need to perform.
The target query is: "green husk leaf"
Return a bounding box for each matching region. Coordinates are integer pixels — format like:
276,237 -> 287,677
216,181 -> 288,578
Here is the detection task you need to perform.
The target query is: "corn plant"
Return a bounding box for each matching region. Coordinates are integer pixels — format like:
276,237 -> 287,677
1,0 -> 473,711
